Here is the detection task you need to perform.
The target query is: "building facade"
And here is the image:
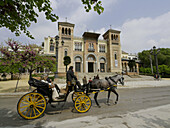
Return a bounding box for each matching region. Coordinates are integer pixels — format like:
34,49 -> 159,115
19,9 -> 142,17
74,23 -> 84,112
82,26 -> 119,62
121,51 -> 139,75
43,22 -> 122,73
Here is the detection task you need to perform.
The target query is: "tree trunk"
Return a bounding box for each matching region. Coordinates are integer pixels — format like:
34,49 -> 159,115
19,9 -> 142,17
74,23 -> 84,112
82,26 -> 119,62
66,65 -> 67,72
29,70 -> 33,80
29,70 -> 33,90
11,72 -> 14,80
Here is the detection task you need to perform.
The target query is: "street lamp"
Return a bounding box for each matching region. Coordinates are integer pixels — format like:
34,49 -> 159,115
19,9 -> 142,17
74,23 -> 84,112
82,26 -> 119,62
51,35 -> 64,78
150,46 -> 160,78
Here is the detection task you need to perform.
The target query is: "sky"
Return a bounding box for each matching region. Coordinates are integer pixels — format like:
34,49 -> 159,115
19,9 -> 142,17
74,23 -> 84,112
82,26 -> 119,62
1,0 -> 170,54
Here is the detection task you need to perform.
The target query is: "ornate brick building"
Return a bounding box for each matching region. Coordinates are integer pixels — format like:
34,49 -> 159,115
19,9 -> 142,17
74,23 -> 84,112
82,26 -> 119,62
43,22 -> 122,73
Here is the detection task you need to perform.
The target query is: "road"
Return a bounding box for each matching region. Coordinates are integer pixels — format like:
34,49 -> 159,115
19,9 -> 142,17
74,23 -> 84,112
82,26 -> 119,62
0,86 -> 170,127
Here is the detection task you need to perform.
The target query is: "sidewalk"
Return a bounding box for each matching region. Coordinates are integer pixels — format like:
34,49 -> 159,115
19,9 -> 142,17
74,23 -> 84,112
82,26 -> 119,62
0,76 -> 170,96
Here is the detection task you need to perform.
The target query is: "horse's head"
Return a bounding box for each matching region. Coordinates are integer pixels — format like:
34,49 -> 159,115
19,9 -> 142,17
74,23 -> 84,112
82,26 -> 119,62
118,76 -> 124,85
110,75 -> 124,85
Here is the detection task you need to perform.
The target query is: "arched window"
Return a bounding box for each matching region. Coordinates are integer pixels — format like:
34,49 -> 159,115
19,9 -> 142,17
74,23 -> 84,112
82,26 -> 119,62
114,35 -> 116,40
65,28 -> 67,35
62,27 -> 64,34
114,53 -> 117,60
68,28 -> 71,35
64,49 -> 68,56
111,34 -> 114,40
50,42 -> 54,52
116,35 -> 118,40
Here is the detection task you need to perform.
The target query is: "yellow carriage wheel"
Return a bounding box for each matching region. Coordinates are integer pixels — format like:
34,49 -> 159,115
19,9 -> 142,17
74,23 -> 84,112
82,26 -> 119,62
74,95 -> 91,113
17,92 -> 47,120
72,92 -> 84,102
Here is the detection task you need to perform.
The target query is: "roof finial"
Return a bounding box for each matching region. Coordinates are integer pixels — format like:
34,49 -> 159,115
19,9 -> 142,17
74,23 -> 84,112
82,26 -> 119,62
110,25 -> 112,29
65,17 -> 67,22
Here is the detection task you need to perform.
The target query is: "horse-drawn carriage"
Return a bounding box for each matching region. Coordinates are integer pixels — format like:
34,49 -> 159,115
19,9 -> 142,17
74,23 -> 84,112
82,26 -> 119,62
17,75 -> 124,120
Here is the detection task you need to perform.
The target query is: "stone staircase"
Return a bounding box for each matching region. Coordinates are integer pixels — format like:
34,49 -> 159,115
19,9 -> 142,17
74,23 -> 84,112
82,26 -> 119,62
54,72 -> 154,84
77,72 -> 118,81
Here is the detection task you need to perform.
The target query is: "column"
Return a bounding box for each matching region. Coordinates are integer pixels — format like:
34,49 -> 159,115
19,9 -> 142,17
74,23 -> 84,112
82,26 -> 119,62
81,62 -> 83,73
86,61 -> 88,73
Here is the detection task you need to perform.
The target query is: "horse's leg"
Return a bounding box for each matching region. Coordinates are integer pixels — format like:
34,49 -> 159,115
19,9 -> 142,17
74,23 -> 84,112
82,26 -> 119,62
106,90 -> 111,105
111,89 -> 119,104
94,92 -> 101,108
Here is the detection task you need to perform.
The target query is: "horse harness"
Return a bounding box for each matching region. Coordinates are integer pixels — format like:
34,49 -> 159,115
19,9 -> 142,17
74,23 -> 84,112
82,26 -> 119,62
105,77 -> 117,88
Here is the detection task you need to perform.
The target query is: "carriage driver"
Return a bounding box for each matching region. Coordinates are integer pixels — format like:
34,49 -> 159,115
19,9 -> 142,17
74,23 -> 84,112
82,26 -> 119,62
66,66 -> 81,93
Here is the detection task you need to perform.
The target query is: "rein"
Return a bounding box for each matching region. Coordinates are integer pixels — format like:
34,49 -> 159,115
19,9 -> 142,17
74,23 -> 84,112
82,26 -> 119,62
109,77 -> 117,84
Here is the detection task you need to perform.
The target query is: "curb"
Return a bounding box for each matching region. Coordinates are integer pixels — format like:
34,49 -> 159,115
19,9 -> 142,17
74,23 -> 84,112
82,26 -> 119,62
0,92 -> 28,96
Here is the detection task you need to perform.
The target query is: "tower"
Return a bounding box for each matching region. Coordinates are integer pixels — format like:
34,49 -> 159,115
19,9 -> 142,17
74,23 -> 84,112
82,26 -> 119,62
58,22 -> 75,72
103,29 -> 122,73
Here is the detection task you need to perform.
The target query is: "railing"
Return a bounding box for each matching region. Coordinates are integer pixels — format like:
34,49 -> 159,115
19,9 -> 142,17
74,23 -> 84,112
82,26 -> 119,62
88,48 -> 95,52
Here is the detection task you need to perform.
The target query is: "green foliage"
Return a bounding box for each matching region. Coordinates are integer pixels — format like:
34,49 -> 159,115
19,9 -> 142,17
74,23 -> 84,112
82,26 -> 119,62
128,59 -> 136,72
82,0 -> 104,14
138,50 -> 151,67
0,39 -> 56,79
63,56 -> 71,66
139,65 -> 170,77
63,56 -> 71,72
0,0 -> 104,39
0,0 -> 58,39
138,48 -> 170,67
138,48 -> 170,78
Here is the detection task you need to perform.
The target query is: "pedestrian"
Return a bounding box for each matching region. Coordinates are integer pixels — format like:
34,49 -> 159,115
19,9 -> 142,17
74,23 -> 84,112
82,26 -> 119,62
82,76 -> 87,86
89,77 -> 92,83
96,74 -> 99,79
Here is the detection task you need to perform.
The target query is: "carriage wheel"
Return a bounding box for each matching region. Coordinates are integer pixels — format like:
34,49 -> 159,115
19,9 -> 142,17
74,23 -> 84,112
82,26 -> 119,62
17,92 -> 47,120
72,92 -> 84,102
74,95 -> 91,113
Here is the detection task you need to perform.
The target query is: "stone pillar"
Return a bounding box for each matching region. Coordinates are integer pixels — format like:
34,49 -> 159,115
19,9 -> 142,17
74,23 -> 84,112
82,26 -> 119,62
81,62 -> 83,73
86,61 -> 88,73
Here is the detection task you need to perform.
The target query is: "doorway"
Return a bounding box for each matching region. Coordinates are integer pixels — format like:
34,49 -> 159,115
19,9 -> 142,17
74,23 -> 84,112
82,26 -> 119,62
88,62 -> 93,72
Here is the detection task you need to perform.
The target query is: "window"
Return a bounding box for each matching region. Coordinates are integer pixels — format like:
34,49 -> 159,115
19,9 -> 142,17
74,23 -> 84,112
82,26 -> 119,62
62,27 -> 64,34
88,42 -> 95,52
100,63 -> 105,72
88,56 -> 94,61
64,49 -> 68,56
99,45 -> 105,53
68,28 -> 71,35
115,35 -> 118,40
74,42 -> 82,51
65,28 -> 67,35
114,52 -> 117,60
75,62 -> 81,72
50,45 -> 54,52
114,35 -> 116,40
111,34 -> 114,40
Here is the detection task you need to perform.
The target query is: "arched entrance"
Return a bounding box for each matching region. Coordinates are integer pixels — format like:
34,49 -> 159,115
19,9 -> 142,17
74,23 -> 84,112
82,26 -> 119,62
86,54 -> 97,73
74,56 -> 83,72
99,57 -> 106,72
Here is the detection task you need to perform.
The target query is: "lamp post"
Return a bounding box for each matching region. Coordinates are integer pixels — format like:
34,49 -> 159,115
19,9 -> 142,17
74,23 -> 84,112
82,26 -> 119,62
50,36 -> 64,78
150,46 -> 160,77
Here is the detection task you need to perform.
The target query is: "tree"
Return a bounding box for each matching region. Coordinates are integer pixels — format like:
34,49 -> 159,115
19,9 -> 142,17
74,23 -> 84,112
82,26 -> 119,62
63,56 -> 71,72
82,0 -> 104,14
0,39 -> 22,79
138,48 -> 170,77
0,0 -> 104,39
0,39 -> 56,79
